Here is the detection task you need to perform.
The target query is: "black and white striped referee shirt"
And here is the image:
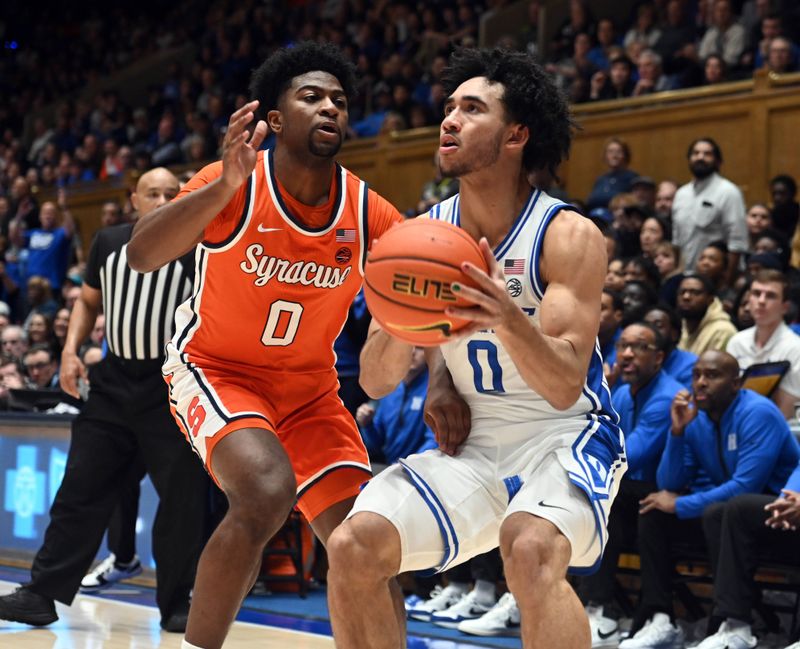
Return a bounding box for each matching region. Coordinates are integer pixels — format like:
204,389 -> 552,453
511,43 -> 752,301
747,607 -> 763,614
84,223 -> 194,361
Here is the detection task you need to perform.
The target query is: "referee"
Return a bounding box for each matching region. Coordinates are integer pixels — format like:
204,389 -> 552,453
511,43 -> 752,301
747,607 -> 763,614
0,168 -> 209,632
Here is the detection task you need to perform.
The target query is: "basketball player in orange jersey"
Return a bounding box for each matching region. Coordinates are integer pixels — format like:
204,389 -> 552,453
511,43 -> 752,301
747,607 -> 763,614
127,42 -> 403,649
327,48 -> 625,649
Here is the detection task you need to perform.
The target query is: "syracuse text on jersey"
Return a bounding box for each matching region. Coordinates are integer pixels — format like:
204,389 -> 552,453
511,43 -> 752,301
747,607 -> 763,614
239,243 -> 352,289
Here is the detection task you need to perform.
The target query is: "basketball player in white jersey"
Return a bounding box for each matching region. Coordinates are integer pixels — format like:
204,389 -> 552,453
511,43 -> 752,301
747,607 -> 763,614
326,48 -> 626,649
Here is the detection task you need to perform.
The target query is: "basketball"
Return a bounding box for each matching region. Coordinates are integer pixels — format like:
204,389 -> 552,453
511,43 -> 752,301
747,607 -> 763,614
363,218 -> 488,346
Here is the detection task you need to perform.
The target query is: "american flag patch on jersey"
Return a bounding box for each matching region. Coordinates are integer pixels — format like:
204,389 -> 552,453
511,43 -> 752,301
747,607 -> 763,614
336,229 -> 356,242
504,259 -> 524,275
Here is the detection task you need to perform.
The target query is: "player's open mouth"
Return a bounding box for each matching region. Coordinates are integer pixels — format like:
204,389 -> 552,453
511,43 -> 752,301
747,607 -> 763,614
317,122 -> 340,135
439,135 -> 459,151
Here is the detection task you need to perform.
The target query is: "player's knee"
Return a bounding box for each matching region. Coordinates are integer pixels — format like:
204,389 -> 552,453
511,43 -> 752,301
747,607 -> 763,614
228,475 -> 297,542
328,514 -> 400,583
500,517 -> 568,588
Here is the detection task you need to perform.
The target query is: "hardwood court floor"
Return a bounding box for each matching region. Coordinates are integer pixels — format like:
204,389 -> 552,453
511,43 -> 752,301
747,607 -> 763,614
0,580 -> 335,649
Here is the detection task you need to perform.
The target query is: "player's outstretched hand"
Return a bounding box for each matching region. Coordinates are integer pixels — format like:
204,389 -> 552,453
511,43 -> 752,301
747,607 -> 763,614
424,365 -> 471,456
221,100 -> 269,191
60,348 -> 87,399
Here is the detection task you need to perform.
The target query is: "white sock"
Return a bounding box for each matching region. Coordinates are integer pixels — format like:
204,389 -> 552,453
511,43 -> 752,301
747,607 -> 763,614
473,579 -> 496,606
181,640 -> 203,649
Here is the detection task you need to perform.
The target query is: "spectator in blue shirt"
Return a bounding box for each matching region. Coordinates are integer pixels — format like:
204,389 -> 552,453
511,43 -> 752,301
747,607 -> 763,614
695,460 -> 800,648
586,138 -> 639,211
25,198 -> 74,291
621,351 -> 800,647
644,304 -> 697,388
580,322 -> 682,645
355,347 -> 436,469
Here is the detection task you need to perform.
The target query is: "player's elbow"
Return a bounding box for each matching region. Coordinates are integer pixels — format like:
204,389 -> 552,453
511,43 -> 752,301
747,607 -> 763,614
544,379 -> 584,411
359,374 -> 397,400
126,243 -> 160,273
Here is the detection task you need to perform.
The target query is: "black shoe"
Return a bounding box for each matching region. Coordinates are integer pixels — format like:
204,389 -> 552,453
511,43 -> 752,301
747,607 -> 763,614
0,586 -> 58,626
160,611 -> 188,633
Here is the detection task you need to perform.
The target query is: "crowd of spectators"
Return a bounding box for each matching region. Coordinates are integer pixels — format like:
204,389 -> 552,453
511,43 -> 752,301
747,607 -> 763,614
1,0 -> 799,207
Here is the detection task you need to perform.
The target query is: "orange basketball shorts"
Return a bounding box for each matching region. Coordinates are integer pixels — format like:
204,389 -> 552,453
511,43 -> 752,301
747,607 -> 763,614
164,356 -> 371,522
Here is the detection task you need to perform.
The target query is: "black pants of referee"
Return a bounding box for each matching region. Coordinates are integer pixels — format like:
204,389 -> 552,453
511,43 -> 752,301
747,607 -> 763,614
26,354 -> 209,622
702,493 -> 800,624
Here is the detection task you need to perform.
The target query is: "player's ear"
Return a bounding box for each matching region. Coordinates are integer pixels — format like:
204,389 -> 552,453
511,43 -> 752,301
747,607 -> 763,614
267,109 -> 282,134
130,192 -> 139,212
506,124 -> 529,151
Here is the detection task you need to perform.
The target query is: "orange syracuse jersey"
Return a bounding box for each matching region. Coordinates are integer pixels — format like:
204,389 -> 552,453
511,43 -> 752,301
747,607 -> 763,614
168,149 -> 402,373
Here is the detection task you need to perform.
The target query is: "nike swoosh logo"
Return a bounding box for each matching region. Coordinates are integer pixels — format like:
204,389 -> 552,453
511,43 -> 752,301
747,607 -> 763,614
597,627 -> 618,639
537,500 -> 569,512
388,321 -> 453,336
257,225 -> 282,233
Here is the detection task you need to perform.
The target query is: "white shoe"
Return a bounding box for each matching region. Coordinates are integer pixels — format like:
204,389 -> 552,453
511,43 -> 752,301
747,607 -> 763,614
587,605 -> 621,648
430,589 -> 494,629
407,583 -> 468,622
618,612 -> 684,649
784,642 -> 800,649
694,620 -> 757,649
457,592 -> 521,637
80,554 -> 142,592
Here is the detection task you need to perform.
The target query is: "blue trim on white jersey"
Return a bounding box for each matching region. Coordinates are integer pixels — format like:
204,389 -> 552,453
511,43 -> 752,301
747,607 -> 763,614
493,189 -> 540,259
529,202 -> 571,300
565,417 -> 623,576
399,459 -> 460,574
584,347 -> 621,426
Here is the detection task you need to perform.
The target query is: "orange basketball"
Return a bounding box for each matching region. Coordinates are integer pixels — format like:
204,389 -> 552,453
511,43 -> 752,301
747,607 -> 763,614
363,218 -> 488,346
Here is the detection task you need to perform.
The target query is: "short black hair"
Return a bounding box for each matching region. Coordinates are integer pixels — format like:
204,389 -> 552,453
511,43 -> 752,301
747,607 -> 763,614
680,270 -> 715,295
644,303 -> 681,336
625,255 -> 661,289
687,137 -> 723,163
703,239 -> 729,269
249,42 -> 357,115
770,174 -> 797,197
627,321 -> 668,353
442,48 -> 575,175
603,287 -> 624,312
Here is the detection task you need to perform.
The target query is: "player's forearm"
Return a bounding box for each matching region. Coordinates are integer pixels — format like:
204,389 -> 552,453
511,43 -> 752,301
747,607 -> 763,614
128,178 -> 235,272
359,327 -> 412,398
496,310 -> 588,410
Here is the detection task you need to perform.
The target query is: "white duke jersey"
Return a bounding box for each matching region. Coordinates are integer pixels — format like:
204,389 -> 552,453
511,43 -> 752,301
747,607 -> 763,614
426,189 -> 621,443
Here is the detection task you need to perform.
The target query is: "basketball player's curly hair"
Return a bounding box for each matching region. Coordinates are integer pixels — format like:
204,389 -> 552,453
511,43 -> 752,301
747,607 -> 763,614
442,48 -> 576,176
249,42 -> 357,115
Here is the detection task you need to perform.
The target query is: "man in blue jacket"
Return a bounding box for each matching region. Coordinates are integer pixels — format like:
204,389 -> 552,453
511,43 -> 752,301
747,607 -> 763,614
620,351 -> 800,649
644,304 -> 697,389
582,322 -> 683,647
355,347 -> 437,469
692,460 -> 800,649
